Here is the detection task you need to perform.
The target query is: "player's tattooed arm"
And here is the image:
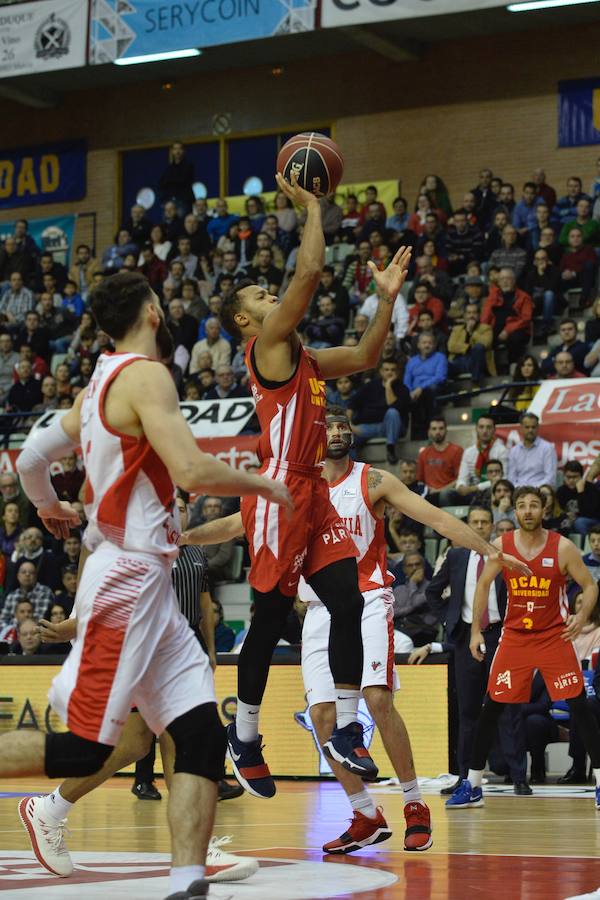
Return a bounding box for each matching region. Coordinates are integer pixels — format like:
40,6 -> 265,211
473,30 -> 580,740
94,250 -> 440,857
367,468 -> 384,490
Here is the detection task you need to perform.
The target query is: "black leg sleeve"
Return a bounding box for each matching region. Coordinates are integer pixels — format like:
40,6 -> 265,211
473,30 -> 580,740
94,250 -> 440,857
470,696 -> 507,771
567,691 -> 600,769
134,736 -> 156,783
307,557 -> 364,687
237,587 -> 293,706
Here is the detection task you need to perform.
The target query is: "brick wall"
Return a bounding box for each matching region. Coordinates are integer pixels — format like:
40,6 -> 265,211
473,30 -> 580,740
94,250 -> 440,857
1,19 -> 599,252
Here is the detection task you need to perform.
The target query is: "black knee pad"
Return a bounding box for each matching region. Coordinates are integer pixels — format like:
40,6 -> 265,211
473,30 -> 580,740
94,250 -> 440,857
167,703 -> 226,783
45,731 -> 113,778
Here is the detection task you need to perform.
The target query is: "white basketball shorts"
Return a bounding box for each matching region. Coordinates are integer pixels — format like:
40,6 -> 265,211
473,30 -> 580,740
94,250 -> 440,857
301,587 -> 399,708
49,542 -> 215,746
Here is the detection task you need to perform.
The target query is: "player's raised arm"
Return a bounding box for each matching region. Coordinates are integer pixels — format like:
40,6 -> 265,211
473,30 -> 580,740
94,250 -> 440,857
259,172 -> 324,345
310,247 -> 412,379
560,538 -> 599,641
180,511 -> 244,546
128,362 -> 292,509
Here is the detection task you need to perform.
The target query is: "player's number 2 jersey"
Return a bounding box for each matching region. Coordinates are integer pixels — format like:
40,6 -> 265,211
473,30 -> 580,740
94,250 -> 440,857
501,529 -> 569,635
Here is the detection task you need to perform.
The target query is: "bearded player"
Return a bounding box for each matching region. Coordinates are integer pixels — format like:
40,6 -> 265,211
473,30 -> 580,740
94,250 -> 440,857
182,408 -> 530,850
219,171 -> 413,798
447,486 -> 600,809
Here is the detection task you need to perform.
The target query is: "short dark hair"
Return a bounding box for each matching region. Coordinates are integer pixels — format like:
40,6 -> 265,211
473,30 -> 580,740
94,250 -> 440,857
453,207 -> 468,217
428,416 -> 447,427
564,460 -> 584,476
590,524 -> 600,536
415,281 -> 431,291
523,181 -> 536,191
321,265 -> 335,276
560,317 -> 577,328
90,272 -> 153,341
487,459 -> 504,472
519,411 -> 539,424
220,277 -> 255,341
366,184 -> 377,193
467,505 -> 492,523
326,404 -> 349,419
513,486 -> 544,505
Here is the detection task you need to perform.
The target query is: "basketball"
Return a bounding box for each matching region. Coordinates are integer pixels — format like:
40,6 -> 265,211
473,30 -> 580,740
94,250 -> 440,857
276,132 -> 344,197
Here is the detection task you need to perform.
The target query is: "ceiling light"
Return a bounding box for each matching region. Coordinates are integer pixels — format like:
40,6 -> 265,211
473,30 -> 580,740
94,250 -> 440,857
508,0 -> 600,11
114,48 -> 201,66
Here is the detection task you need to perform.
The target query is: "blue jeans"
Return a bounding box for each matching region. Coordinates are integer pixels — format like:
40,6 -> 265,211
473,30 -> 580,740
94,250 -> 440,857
448,342 -> 487,382
49,337 -> 71,353
541,290 -> 556,326
354,407 -> 405,447
573,516 -> 600,535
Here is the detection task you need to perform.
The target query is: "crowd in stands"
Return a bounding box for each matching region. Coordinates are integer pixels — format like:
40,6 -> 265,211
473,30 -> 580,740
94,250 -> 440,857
1,144 -> 600,781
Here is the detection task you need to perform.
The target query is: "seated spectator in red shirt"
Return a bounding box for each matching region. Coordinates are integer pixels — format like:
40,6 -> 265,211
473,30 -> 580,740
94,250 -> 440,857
481,267 -> 533,364
548,351 -> 586,379
559,227 -> 598,305
138,243 -> 168,295
416,417 -> 464,507
358,185 -> 387,224
408,281 -> 446,332
408,195 -> 435,236
51,451 -> 84,502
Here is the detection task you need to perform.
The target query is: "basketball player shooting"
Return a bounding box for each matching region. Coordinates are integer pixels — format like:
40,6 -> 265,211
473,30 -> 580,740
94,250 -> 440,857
446,486 -> 600,810
0,272 -> 292,900
219,171 -> 412,799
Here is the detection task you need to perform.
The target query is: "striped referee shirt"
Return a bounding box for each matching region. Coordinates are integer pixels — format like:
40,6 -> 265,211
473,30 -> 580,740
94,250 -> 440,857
172,545 -> 209,629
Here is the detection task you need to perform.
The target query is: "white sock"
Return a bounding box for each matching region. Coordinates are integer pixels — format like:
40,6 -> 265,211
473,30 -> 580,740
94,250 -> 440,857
236,700 -> 261,743
43,788 -> 73,823
348,789 -> 377,819
593,768 -> 600,787
169,865 -> 205,893
401,778 -> 423,804
467,768 -> 483,788
335,690 -> 360,729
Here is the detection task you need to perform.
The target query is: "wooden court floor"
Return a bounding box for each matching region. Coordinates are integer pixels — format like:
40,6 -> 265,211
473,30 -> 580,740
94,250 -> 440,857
1,777 -> 600,899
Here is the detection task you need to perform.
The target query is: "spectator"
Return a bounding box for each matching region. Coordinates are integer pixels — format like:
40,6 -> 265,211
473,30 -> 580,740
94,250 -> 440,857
190,318 -> 231,373
445,208 -> 483,277
491,478 -> 516,525
167,297 -> 198,370
161,201 -> 184,244
507,412 -> 557,487
526,203 -> 558,254
523,247 -> 560,336
0,236 -> 34,284
407,281 -> 446,331
53,362 -> 73,399
539,483 -> 568,532
548,351 -> 585,379
180,279 -> 209,322
572,591 -> 600,663
495,182 -> 516,218
481,267 -> 533,364
342,240 -> 374,305
484,209 -> 509,257
403,333 -> 448,439
471,168 -> 496,229
358,184 -> 387,224
488,224 -> 528,281
31,251 -> 67,295
584,336 -> 600,376
420,173 -> 453,218
246,248 -> 283,293
495,517 -> 516,536
537,224 -> 562,266
17,311 -> 50,362
6,360 -> 42,413
532,167 -> 557,209
32,375 -> 58,414
542,318 -> 590,375
101,229 -> 138,272
0,560 -> 54,625
456,415 -> 508,499
158,141 -> 195,215
560,197 -> 600,247
583,525 -> 600,583
51,452 -> 84,503
386,196 -> 409,234
416,417 -> 463,506
11,618 -> 44,657
0,333 -> 19,406
586,297 -> 600,345
58,532 -> 81,569
348,360 -> 410,464
245,195 -> 265,233
326,375 -> 356,409
407,195 -> 434,236
508,354 -> 542,411
0,472 -> 32,528
556,460 -> 600,535
319,195 -> 344,243
68,244 -> 100,300
383,460 -> 428,539
13,219 -> 39,259
311,266 -> 350,325
173,236 -> 199,280
359,288 -> 408,343
214,251 -> 246,293
469,458 -> 504,509
137,244 -> 168,295
7,526 -> 60,591
0,271 -> 34,326
512,182 -> 544,235
37,293 -> 78,354
407,309 -> 446,355
53,564 -> 78,616
304,295 -> 345,348
559,227 -> 598,305
213,598 -> 236,652
413,255 -> 453,304
192,496 -> 235,589
207,199 -> 238,244
274,191 -> 298,233
0,597 -> 32,644
554,176 -> 590,227
392,552 -> 437,647
121,203 -> 153,247
0,500 -> 21,560
204,364 -> 250,400
447,302 -> 494,385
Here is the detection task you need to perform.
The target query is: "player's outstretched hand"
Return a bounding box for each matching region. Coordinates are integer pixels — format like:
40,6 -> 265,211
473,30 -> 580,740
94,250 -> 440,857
39,617 -> 77,644
262,478 -> 294,513
275,171 -> 319,209
469,629 -> 486,662
491,550 -> 532,577
367,245 -> 412,301
37,500 -> 81,540
561,613 -> 585,642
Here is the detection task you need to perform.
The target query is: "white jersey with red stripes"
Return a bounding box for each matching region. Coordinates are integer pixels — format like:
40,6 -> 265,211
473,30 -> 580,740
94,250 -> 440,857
80,352 -> 179,560
300,460 -> 393,598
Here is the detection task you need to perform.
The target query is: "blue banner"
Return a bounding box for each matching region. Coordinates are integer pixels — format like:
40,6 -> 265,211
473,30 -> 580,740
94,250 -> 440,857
89,0 -> 315,64
559,79 -> 600,148
0,215 -> 77,266
0,140 -> 86,210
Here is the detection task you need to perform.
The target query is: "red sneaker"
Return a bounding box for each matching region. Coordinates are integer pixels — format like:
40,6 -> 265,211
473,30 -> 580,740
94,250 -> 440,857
403,801 -> 433,851
322,806 -> 392,854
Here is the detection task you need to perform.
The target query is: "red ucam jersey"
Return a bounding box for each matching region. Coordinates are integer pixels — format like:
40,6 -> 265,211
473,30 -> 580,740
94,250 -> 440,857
245,337 -> 327,473
500,530 -> 569,635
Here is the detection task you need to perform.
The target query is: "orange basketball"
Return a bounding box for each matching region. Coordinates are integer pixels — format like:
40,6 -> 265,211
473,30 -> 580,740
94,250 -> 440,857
276,132 -> 344,197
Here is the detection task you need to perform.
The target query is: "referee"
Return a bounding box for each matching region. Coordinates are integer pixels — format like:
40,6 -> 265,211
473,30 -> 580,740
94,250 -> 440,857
132,490 -> 243,802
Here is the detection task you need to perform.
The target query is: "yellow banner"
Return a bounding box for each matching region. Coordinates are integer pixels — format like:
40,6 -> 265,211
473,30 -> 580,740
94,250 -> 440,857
222,179 -> 399,221
0,663 -> 447,777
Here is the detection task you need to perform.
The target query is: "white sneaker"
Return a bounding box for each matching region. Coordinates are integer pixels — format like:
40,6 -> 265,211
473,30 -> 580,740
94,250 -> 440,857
18,796 -> 73,877
205,835 -> 259,883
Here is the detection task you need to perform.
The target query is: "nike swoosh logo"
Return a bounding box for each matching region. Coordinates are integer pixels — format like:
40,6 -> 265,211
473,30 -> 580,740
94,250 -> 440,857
230,750 -> 241,761
337,696 -> 356,701
248,711 -> 259,715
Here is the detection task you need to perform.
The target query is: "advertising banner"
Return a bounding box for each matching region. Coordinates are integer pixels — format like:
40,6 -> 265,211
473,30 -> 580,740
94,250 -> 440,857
321,0 -> 507,29
0,0 -> 87,79
89,0 -> 315,65
559,79 -> 600,149
0,140 -> 86,211
0,662 -> 448,777
0,214 -> 77,267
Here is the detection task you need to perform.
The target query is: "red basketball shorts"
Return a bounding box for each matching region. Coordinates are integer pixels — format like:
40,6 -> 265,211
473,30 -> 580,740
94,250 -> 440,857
487,628 -> 583,703
241,464 -> 358,596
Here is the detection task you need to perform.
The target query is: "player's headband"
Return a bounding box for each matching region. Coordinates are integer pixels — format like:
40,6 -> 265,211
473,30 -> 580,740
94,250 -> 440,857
325,415 -> 351,427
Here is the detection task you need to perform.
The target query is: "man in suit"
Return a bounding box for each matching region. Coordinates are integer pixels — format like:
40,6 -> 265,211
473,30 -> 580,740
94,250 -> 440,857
426,505 -> 530,795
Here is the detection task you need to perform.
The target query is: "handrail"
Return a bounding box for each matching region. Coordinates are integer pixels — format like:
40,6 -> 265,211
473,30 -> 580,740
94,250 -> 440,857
436,379 -> 543,407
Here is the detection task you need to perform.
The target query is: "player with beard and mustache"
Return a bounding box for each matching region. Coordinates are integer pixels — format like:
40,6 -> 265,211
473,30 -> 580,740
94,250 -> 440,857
447,485 -> 600,810
181,406 -> 532,854
3,272 -> 292,900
